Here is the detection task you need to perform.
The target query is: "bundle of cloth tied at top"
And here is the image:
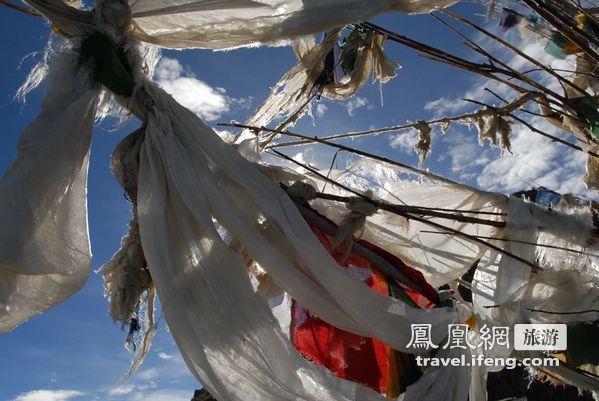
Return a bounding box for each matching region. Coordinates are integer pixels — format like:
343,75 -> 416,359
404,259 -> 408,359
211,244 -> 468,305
1,1 -> 599,401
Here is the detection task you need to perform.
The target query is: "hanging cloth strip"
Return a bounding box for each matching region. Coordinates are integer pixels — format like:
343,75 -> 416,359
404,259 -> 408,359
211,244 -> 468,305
0,53 -> 97,331
329,194 -> 379,264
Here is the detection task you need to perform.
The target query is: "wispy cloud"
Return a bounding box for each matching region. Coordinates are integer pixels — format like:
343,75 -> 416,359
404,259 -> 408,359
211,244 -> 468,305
315,103 -> 328,118
390,129 -> 418,154
108,384 -> 135,397
424,96 -> 471,118
155,57 -> 230,121
157,352 -> 174,360
345,97 -> 371,116
12,390 -> 84,401
475,116 -> 589,195
137,367 -> 161,381
128,389 -> 192,401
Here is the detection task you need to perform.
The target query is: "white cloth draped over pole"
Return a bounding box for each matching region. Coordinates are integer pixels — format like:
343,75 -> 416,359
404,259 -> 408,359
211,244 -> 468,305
473,196 -> 599,327
129,0 -> 459,50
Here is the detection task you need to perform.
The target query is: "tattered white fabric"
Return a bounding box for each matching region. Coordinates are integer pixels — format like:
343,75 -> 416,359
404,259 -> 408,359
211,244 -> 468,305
136,81 -> 462,346
474,199 -> 599,325
321,30 -> 399,100
103,127 -> 152,327
241,30 -> 343,142
0,53 -> 97,331
240,28 -> 399,147
330,193 -> 378,263
129,0 -> 458,50
135,81 -> 470,401
585,145 -> 599,190
0,6 -> 462,397
305,160 -> 507,287
503,269 -> 599,323
469,198 -> 599,399
0,2 -> 490,401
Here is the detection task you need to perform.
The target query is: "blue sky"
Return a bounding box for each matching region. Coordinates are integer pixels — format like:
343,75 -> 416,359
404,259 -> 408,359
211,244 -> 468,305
0,3 -> 595,401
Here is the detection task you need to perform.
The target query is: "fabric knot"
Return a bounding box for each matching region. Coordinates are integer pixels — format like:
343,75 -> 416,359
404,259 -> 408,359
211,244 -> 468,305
346,197 -> 378,216
287,181 -> 317,202
94,0 -> 133,36
331,192 -> 378,264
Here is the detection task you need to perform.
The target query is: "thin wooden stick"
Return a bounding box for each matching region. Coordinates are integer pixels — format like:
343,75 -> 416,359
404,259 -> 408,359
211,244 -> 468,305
307,190 -> 506,226
527,308 -> 599,315
359,21 -> 533,95
260,93 -> 542,149
433,12 -> 569,104
522,0 -> 599,64
219,122 -> 465,187
420,230 -> 599,256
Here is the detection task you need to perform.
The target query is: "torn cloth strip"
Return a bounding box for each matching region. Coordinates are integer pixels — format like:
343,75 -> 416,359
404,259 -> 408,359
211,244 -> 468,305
239,28 -> 400,147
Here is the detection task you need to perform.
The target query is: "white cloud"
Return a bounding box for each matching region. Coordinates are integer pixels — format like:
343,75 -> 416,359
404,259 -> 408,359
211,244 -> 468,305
12,390 -> 84,401
390,129 -> 418,154
130,390 -> 192,401
108,384 -> 135,397
157,352 -> 174,360
155,57 -> 229,121
424,96 -> 470,118
443,133 -> 491,177
345,97 -> 370,116
229,96 -> 254,111
315,103 -> 328,118
475,117 -> 589,195
137,367 -> 160,380
137,381 -> 159,391
291,151 -> 310,173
